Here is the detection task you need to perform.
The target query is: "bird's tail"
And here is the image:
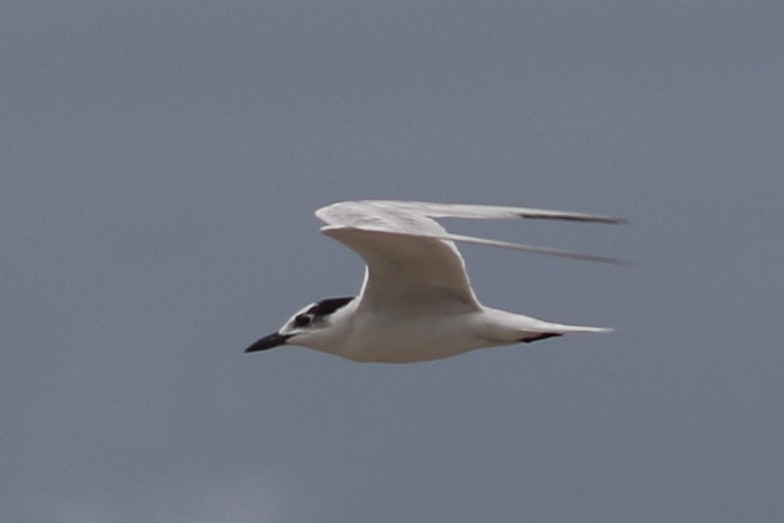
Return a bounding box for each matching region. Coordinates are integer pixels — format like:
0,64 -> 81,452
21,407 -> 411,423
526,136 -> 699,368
547,323 -> 613,334
484,308 -> 613,344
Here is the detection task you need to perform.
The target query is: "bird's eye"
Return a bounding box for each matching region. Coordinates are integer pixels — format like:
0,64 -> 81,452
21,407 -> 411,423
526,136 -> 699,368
293,314 -> 312,327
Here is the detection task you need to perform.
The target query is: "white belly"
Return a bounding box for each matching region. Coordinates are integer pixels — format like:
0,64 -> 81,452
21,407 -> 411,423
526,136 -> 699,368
329,311 -> 496,363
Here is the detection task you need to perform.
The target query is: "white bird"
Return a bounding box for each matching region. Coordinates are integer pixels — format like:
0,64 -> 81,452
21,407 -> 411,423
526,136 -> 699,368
245,200 -> 625,363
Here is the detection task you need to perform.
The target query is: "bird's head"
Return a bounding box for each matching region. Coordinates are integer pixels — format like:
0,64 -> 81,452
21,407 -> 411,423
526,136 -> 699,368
244,296 -> 355,353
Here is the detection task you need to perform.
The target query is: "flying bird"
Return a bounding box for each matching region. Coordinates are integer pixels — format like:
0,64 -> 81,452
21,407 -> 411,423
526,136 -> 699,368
245,200 -> 625,363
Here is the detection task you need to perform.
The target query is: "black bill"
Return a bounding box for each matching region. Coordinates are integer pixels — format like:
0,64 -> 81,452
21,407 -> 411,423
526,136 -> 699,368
244,332 -> 291,353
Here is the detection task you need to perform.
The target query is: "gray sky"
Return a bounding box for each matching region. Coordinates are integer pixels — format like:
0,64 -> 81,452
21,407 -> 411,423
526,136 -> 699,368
3,2 -> 783,522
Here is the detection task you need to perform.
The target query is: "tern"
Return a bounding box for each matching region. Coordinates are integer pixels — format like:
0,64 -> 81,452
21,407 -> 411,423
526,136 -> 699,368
245,200 -> 625,363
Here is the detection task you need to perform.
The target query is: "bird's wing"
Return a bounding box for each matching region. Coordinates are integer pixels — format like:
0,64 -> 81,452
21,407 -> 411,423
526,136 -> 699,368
318,201 -> 481,312
315,201 -> 626,313
362,200 -> 627,224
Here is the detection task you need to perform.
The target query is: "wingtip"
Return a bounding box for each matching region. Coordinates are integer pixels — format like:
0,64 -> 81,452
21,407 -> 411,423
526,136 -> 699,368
517,212 -> 628,225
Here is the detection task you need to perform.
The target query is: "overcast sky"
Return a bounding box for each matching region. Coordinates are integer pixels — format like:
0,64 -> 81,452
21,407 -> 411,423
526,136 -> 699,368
3,2 -> 783,522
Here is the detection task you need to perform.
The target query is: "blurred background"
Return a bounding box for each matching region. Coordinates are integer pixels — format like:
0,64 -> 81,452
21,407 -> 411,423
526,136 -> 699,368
2,2 -> 782,522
